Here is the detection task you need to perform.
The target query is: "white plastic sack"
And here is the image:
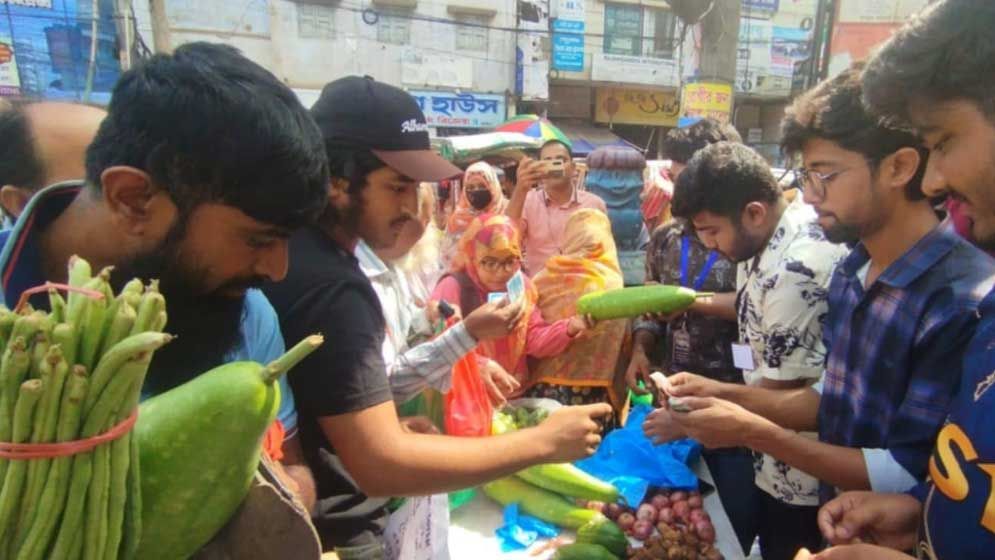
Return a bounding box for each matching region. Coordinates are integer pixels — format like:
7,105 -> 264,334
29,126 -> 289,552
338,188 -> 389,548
384,495 -> 450,560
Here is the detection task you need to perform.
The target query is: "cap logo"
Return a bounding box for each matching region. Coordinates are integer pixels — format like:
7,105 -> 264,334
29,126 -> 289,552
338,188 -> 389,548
401,119 -> 429,134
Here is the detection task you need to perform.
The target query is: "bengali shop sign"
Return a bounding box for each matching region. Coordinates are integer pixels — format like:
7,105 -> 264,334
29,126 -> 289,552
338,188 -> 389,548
681,83 -> 733,123
409,90 -> 506,129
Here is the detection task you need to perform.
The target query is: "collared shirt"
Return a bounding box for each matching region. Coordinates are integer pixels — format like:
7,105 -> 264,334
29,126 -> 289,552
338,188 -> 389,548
519,187 -> 607,276
914,288 -> 995,559
0,181 -> 298,432
737,198 -> 849,506
818,226 -> 995,499
635,220 -> 740,383
355,240 -> 477,403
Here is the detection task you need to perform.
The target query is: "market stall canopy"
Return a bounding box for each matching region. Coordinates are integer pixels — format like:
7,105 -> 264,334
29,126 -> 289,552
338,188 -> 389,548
433,132 -> 542,164
552,121 -> 641,157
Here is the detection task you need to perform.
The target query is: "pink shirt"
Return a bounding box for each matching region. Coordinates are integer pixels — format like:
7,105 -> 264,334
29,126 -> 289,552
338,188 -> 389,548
431,275 -> 573,382
519,188 -> 607,276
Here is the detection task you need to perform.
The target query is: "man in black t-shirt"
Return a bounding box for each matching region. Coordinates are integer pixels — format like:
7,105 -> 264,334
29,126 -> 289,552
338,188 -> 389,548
263,77 -> 612,556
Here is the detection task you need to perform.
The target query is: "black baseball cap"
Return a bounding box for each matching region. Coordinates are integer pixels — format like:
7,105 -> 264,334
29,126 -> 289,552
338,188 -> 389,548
311,76 -> 461,181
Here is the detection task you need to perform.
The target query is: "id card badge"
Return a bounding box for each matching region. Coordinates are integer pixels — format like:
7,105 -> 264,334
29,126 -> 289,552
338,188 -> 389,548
732,343 -> 756,371
488,292 -> 508,304
672,326 -> 692,369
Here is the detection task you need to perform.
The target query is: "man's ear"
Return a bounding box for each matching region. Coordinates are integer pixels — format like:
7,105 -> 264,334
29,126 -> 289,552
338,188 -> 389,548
882,147 -> 923,195
0,185 -> 31,220
100,166 -> 175,237
327,178 -> 351,210
742,201 -> 769,229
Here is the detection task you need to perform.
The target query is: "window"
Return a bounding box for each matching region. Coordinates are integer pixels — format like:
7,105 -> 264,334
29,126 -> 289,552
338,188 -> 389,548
297,4 -> 336,39
604,3 -> 642,56
603,4 -> 677,59
455,14 -> 489,52
645,8 -> 677,59
377,10 -> 411,45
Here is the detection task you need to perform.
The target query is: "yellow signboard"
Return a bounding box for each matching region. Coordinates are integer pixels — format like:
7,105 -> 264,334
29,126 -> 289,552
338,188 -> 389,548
681,82 -> 734,123
595,87 -> 680,127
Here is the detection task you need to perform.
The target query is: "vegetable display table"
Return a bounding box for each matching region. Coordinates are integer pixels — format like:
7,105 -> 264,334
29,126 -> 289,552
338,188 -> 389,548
449,458 -> 745,559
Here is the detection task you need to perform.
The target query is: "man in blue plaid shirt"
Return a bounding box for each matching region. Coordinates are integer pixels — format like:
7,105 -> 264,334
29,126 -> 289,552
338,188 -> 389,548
650,65 -> 995,515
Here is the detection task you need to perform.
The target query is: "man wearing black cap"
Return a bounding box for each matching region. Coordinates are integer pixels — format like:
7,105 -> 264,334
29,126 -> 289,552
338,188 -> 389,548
264,76 -> 612,556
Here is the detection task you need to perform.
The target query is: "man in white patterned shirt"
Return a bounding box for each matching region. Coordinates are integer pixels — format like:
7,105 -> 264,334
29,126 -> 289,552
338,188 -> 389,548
647,142 -> 848,560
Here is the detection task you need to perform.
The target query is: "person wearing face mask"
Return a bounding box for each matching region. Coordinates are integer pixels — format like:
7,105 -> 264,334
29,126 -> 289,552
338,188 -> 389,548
443,162 -> 507,270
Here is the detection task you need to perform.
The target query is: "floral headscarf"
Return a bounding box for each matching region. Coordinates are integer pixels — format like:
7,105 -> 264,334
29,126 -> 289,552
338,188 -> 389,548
447,162 -> 509,235
532,209 -> 630,409
454,213 -> 537,377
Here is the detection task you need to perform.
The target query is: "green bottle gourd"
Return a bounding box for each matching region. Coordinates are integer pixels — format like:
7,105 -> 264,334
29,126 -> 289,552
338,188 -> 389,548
134,335 -> 323,560
576,285 -> 713,321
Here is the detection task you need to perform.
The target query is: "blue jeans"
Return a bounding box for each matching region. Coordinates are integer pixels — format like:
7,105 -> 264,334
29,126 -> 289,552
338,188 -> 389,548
704,447 -> 760,555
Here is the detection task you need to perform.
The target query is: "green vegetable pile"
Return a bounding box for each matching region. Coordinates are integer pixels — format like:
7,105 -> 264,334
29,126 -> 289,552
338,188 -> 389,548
485,405 -> 628,558
0,256 -> 172,560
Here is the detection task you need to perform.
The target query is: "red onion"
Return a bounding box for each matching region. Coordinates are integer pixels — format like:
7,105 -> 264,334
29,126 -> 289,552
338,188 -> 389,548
689,508 -> 710,523
651,494 -> 671,510
657,507 -> 675,524
694,520 -> 716,543
605,502 -> 623,520
688,495 -> 704,509
670,491 -> 687,502
617,512 -> 636,531
631,519 -> 654,541
672,500 -> 691,520
636,503 -> 658,524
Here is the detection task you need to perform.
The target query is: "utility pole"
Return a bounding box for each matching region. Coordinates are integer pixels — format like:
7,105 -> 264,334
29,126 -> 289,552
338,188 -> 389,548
148,0 -> 172,54
697,0 -> 741,83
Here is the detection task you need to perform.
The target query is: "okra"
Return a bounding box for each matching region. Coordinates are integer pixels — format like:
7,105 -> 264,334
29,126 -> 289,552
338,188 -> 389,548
64,256 -> 92,323
51,322 -> 78,376
17,348 -> 69,548
15,371 -> 86,560
77,273 -> 111,372
97,302 -> 136,359
48,289 -> 67,324
120,428 -> 141,560
0,380 -> 43,548
131,284 -> 165,336
52,359 -> 142,559
0,307 -> 17,350
27,332 -> 50,380
83,332 -> 173,415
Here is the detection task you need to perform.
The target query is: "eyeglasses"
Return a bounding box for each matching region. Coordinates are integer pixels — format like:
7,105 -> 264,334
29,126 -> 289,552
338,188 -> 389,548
478,257 -> 520,272
794,167 -> 852,199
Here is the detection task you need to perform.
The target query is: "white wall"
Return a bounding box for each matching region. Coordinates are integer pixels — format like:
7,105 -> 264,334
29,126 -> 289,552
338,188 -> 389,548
132,0 -> 518,96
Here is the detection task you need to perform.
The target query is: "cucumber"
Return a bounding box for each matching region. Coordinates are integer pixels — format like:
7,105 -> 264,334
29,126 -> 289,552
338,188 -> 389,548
576,285 -> 711,320
135,335 -> 322,560
482,477 -> 606,529
517,463 -> 620,504
552,542 -> 619,560
576,518 -> 628,557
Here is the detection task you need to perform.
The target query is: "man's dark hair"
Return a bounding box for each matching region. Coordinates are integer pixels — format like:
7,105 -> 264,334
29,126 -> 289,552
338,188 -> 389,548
661,118 -> 743,164
863,0 -> 995,125
85,42 -> 329,228
541,140 -> 573,157
672,142 -> 781,222
0,102 -> 44,192
782,64 -> 928,201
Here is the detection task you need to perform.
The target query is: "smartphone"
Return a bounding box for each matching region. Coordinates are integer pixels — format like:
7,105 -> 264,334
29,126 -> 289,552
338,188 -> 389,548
539,159 -> 565,178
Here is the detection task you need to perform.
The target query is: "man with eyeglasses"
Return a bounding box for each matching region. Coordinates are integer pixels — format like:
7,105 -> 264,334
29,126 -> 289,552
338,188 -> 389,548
651,66 -> 995,557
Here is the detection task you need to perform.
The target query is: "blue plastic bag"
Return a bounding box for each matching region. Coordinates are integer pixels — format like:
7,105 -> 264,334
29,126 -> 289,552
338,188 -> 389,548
494,503 -> 561,552
575,404 -> 702,506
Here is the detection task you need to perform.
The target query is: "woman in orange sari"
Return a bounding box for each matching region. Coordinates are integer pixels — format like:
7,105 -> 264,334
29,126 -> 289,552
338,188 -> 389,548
528,209 -> 630,422
431,214 -> 591,395
442,162 -> 509,269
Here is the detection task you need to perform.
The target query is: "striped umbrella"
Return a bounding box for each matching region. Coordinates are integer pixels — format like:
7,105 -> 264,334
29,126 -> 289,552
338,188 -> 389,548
495,115 -> 572,150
